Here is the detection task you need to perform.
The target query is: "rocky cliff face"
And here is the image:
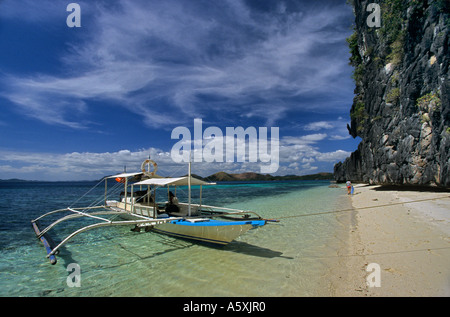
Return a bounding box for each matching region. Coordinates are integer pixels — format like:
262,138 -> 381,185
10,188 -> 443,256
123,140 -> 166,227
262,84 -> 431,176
334,0 -> 449,187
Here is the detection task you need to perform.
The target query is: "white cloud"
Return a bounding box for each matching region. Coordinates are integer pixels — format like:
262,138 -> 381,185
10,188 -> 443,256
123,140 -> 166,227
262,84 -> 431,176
316,150 -> 351,162
303,119 -> 351,140
276,133 -> 351,174
0,138 -> 351,181
304,121 -> 334,131
282,134 -> 328,145
0,148 -> 170,181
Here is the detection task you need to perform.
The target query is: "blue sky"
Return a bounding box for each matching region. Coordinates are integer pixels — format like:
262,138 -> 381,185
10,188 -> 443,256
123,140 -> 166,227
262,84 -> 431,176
0,0 -> 360,181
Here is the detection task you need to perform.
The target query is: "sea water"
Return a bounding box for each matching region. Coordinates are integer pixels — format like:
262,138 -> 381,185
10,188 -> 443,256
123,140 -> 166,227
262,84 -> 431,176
0,180 -> 352,297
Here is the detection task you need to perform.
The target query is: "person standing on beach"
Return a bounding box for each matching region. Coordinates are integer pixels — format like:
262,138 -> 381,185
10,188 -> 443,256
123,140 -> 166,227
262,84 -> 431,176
346,181 -> 352,195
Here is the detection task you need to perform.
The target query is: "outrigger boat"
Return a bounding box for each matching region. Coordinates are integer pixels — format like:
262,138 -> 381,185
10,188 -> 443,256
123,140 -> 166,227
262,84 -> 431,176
32,159 -> 270,264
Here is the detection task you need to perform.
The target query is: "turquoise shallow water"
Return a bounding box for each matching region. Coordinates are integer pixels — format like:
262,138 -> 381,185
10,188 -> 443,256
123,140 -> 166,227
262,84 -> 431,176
0,180 -> 351,297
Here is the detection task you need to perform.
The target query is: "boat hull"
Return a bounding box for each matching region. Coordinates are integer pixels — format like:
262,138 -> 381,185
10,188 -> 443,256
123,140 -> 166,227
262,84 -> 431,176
152,219 -> 266,246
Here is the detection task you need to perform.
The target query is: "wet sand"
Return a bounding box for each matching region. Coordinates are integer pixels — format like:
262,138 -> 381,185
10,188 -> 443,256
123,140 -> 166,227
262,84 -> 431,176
330,184 -> 450,296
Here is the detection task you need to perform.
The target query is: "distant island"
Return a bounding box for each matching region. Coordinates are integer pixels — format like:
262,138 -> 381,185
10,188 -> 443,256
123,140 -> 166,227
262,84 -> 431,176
194,171 -> 333,182
0,172 -> 333,183
0,178 -> 38,183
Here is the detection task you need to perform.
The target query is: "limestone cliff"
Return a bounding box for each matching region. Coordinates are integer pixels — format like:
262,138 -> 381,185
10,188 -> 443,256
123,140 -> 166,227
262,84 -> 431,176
334,0 -> 449,187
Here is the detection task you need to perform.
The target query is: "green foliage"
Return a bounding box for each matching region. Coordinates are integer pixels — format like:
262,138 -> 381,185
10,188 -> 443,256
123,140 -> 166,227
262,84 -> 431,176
380,0 -> 406,42
372,115 -> 383,122
350,100 -> 368,134
350,101 -> 365,120
373,56 -> 384,69
347,30 -> 366,84
416,91 -> 442,111
380,0 -> 406,66
390,71 -> 399,85
386,31 -> 405,66
351,64 -> 365,83
347,31 -> 361,67
386,87 -> 400,104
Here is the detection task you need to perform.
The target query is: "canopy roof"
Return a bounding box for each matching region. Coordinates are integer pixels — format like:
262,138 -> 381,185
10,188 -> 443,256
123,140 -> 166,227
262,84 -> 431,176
107,172 -> 165,179
133,176 -> 214,187
106,172 -> 143,179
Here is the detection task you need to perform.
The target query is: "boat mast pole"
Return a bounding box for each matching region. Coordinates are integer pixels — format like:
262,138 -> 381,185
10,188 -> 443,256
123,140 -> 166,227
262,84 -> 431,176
199,185 -> 202,210
124,177 -> 128,212
104,177 -> 108,206
188,153 -> 192,217
123,165 -> 128,212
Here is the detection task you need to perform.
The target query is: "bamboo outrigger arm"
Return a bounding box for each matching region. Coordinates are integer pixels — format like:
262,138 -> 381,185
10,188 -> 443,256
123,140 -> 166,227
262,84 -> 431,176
31,205 -> 182,264
32,206 -> 120,239
46,217 -> 181,258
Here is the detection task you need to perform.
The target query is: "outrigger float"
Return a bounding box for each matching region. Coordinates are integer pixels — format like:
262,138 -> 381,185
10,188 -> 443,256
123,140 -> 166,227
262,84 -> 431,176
32,159 -> 272,264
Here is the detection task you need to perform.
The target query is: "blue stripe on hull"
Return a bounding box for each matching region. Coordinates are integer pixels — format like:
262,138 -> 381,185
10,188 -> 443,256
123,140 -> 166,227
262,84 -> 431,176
170,219 -> 266,227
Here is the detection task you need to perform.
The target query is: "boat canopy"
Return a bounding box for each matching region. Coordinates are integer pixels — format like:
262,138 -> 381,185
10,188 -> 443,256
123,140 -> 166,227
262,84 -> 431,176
106,172 -> 143,179
134,176 -> 214,187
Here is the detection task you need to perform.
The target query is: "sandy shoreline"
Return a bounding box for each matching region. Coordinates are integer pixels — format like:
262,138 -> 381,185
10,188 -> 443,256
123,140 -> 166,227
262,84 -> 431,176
329,184 -> 450,296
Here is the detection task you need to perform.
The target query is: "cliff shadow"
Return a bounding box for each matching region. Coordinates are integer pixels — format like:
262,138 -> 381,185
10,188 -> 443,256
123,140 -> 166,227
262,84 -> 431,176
371,184 -> 450,193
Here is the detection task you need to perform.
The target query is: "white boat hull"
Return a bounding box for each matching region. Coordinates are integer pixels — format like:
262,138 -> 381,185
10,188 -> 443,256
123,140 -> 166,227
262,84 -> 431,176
152,220 -> 259,245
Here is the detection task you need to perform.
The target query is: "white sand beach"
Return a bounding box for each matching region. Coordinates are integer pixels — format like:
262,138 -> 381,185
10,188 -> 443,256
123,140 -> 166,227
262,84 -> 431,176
330,184 -> 450,296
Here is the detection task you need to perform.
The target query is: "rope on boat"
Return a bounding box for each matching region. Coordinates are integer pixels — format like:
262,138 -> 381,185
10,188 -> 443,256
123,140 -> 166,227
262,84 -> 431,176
275,195 -> 450,220
71,179 -> 124,213
68,178 -> 105,208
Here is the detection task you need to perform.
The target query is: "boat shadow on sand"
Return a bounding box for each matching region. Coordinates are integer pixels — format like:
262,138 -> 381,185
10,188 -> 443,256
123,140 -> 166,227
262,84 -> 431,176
55,235 -> 293,270
223,241 -> 293,259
